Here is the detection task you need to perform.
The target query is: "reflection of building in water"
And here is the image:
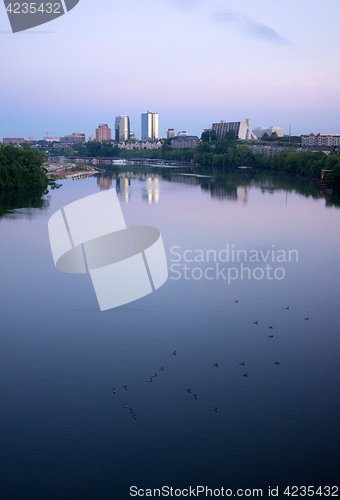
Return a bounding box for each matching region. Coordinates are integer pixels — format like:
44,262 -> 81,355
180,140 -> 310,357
210,186 -> 237,200
142,177 -> 160,204
95,171 -> 162,203
210,185 -> 250,202
117,176 -> 131,203
97,176 -> 113,190
236,186 -> 250,204
171,175 -> 199,185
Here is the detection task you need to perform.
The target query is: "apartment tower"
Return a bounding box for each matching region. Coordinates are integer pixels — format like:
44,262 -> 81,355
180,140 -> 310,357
141,111 -> 158,141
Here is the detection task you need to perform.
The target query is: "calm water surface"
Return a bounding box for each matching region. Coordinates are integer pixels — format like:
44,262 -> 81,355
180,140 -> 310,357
0,170 -> 339,499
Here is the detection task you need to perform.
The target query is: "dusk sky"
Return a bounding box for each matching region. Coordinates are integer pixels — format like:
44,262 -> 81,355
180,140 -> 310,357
1,0 -> 340,140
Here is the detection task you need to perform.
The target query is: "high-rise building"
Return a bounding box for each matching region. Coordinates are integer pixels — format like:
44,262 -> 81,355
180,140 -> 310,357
115,116 -> 130,143
96,124 -> 111,142
167,129 -> 175,139
212,119 -> 257,140
141,111 -> 158,141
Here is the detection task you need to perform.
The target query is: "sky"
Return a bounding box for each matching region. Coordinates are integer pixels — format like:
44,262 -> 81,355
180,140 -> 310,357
1,0 -> 340,140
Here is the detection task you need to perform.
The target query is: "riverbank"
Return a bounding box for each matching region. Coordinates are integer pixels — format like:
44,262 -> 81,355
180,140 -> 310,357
45,160 -> 104,179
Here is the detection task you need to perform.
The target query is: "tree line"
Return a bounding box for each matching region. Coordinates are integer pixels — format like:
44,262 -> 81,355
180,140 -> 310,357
64,137 -> 340,185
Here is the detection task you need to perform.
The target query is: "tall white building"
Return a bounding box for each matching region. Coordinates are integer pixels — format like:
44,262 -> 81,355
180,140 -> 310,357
141,111 -> 158,141
212,119 -> 257,140
253,126 -> 284,138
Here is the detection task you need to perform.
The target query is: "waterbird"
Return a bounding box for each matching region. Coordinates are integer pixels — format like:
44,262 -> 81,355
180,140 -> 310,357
213,363 -> 218,367
274,361 -> 280,365
242,373 -> 248,377
123,404 -> 126,408
158,367 -> 164,371
239,362 -> 245,366
152,373 -> 158,377
132,415 -> 136,420
193,394 -> 197,400
123,385 -> 127,390
171,351 -> 176,356
147,378 -> 153,382
268,326 -> 273,329
253,321 -> 258,325
286,306 -> 290,310
213,407 -> 218,412
129,408 -> 133,413
186,389 -> 191,393
304,317 -> 309,320
112,388 -> 116,394
234,300 -> 239,303
268,335 -> 274,338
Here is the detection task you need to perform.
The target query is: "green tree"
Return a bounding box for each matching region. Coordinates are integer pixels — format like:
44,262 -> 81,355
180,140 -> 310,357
201,130 -> 218,142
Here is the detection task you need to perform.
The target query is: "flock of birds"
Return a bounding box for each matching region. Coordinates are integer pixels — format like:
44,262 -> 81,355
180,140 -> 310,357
111,303 -> 310,420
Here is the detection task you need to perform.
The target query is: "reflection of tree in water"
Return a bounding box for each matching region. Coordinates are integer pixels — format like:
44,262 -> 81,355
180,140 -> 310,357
94,168 -> 340,208
325,189 -> 340,208
0,185 -> 57,220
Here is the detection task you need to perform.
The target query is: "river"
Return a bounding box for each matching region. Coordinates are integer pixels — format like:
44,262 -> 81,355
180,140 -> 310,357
0,169 -> 339,499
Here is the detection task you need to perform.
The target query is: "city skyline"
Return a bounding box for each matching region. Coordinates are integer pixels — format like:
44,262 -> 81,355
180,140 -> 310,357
1,0 -> 340,139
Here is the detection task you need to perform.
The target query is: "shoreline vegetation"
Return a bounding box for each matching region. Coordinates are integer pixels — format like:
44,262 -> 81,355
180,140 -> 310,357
0,144 -> 49,191
1,138 -> 340,195
61,134 -> 340,186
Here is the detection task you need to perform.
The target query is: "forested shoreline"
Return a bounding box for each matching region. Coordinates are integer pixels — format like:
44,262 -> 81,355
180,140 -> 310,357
66,137 -> 340,185
0,144 -> 48,190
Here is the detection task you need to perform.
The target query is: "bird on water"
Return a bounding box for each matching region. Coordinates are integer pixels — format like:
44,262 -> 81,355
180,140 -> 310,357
171,351 -> 176,356
123,385 -> 127,390
213,363 -> 218,367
